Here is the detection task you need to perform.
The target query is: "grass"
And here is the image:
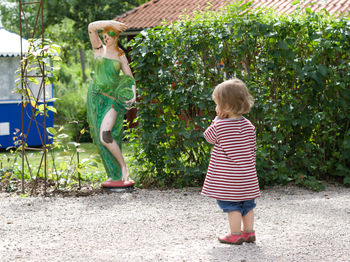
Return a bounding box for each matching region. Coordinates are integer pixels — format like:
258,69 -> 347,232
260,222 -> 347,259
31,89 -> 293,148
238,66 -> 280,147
0,141 -> 135,192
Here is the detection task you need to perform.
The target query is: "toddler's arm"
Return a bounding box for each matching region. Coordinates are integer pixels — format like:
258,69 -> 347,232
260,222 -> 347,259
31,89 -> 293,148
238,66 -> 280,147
251,127 -> 257,165
204,118 -> 217,144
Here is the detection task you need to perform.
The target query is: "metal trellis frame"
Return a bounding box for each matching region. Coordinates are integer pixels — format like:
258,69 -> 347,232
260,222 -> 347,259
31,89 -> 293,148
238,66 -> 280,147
18,0 -> 48,195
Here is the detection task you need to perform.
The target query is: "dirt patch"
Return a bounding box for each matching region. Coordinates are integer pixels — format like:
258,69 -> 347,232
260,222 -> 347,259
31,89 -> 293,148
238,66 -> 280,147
0,178 -> 104,197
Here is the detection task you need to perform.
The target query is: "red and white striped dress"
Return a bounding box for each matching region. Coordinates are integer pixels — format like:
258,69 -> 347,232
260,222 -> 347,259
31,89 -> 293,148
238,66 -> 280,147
202,117 -> 261,201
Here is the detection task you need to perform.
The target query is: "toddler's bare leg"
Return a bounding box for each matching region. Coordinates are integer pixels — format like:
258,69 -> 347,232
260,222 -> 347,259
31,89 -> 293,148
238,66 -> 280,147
242,209 -> 254,232
228,211 -> 242,234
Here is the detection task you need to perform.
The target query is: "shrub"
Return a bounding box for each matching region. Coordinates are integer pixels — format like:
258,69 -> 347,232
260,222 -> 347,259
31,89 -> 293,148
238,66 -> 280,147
55,62 -> 92,142
129,2 -> 350,190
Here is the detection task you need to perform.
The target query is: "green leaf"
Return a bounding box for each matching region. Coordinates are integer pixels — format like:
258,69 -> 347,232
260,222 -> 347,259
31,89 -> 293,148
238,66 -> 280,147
344,137 -> 350,149
30,100 -> 38,109
344,176 -> 350,186
47,98 -> 58,102
277,41 -> 289,50
46,106 -> 57,114
57,134 -> 69,139
87,162 -> 99,168
68,142 -> 80,148
317,64 -> 328,77
47,127 -> 57,135
38,104 -> 45,112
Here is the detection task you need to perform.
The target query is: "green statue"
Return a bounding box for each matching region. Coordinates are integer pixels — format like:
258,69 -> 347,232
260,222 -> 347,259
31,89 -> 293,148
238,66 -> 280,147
87,20 -> 136,188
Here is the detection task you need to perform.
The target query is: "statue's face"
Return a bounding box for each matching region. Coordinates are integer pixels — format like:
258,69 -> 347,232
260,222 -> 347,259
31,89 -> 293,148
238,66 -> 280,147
103,32 -> 117,47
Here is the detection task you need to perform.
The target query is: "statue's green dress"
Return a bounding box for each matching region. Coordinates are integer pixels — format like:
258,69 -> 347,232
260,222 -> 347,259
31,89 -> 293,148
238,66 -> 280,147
87,56 -> 135,181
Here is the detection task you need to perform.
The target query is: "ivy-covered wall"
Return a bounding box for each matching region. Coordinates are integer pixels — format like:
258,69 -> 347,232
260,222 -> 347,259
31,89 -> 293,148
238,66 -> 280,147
129,2 -> 350,190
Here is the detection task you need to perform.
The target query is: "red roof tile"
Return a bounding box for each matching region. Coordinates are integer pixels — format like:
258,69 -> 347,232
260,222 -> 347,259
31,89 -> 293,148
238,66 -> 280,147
116,0 -> 350,32
116,0 -> 231,31
248,0 -> 350,15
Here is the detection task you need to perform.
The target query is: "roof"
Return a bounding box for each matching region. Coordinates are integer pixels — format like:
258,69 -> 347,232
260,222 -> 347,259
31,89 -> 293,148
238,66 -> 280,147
115,0 -> 229,32
0,28 -> 28,57
249,0 -> 350,15
115,0 -> 350,33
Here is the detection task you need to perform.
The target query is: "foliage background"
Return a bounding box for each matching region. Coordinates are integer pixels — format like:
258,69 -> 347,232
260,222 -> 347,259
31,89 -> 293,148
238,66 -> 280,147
1,1 -> 349,191
0,0 -> 147,141
129,2 -> 350,190
0,0 -> 147,193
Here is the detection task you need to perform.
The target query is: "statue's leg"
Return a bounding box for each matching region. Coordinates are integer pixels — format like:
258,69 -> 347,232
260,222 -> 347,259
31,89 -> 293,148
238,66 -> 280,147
99,107 -> 129,181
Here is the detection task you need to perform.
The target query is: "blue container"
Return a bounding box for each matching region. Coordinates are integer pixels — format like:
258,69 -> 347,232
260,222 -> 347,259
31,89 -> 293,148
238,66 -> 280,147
0,101 -> 54,148
0,29 -> 54,149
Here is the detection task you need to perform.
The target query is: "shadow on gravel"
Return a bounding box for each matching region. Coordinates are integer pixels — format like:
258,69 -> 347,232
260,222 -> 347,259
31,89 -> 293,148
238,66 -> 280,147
211,243 -> 276,261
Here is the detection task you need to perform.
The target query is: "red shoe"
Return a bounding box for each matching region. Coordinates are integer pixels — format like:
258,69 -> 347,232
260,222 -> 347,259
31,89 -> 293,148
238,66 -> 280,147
241,231 -> 256,243
218,233 -> 244,245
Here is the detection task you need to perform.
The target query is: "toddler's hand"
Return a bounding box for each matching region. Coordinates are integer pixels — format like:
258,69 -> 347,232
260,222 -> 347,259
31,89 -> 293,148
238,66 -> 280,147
216,108 -> 228,119
215,102 -> 229,119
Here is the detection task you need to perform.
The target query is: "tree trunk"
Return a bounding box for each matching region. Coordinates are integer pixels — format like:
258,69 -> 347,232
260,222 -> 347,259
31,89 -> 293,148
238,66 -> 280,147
79,46 -> 86,82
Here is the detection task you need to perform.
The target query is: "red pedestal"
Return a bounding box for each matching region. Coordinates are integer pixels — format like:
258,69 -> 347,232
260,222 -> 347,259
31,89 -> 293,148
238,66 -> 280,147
101,180 -> 135,188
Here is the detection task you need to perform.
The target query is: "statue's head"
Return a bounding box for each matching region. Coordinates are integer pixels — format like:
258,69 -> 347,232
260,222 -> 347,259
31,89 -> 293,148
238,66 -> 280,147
102,26 -> 120,47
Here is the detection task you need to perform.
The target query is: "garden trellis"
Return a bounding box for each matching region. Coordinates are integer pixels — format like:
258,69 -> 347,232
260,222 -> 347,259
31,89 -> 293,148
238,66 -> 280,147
16,0 -> 52,194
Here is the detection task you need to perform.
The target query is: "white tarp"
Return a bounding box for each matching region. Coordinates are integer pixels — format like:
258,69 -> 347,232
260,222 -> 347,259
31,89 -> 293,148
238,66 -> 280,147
0,27 -> 28,57
0,27 -> 52,102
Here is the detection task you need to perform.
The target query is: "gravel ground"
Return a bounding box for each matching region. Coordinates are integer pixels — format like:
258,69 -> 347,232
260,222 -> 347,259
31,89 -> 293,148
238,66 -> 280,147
1,185 -> 350,262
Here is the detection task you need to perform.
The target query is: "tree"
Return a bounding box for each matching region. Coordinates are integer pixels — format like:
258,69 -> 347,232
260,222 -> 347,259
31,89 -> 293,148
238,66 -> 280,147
47,0 -> 147,82
1,0 -> 147,82
0,0 -> 42,38
1,0 -> 146,45
46,0 -> 146,46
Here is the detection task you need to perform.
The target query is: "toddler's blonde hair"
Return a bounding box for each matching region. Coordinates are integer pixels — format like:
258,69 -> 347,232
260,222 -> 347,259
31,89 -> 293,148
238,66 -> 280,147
212,78 -> 254,115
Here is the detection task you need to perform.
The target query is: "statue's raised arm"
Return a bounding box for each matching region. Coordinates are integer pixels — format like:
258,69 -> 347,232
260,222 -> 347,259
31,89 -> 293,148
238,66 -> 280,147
86,20 -> 136,190
88,21 -> 127,53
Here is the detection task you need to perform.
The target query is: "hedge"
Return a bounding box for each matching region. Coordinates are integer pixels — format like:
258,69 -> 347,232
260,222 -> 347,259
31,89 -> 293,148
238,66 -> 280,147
128,2 -> 350,190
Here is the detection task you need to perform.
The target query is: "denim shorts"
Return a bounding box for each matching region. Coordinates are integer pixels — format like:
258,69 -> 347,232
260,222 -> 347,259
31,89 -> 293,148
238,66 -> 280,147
217,199 -> 256,216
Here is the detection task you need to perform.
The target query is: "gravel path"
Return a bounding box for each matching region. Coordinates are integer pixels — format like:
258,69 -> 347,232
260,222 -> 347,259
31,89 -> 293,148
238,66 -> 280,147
1,185 -> 350,262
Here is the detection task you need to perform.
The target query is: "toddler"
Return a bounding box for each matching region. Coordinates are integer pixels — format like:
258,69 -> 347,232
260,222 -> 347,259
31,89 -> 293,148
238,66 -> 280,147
202,78 -> 261,245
